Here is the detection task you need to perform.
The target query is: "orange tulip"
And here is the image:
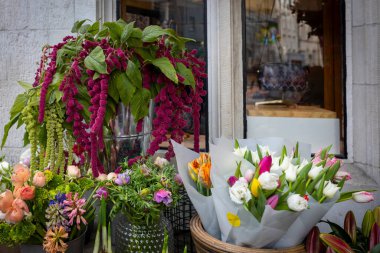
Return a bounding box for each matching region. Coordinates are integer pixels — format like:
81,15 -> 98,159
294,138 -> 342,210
0,190 -> 14,213
198,162 -> 212,188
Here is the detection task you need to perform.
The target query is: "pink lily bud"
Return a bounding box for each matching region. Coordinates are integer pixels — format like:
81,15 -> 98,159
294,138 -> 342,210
244,169 -> 254,182
352,191 -> 375,203
334,171 -> 352,181
267,195 -> 279,209
228,176 -> 238,187
259,156 -> 272,175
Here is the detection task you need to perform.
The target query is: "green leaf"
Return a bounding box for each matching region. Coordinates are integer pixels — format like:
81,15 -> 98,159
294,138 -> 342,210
325,161 -> 341,181
176,62 -> 195,88
121,22 -> 135,44
295,179 -> 307,195
234,139 -> 240,149
256,144 -> 263,160
130,88 -> 151,122
151,57 -> 178,84
96,28 -> 109,38
296,162 -> 313,181
135,48 -> 155,61
17,81 -> 32,90
370,243 -> 380,253
108,72 -> 120,102
234,161 -> 242,178
142,25 -> 169,42
363,210 -> 376,238
316,174 -> 327,201
280,146 -> 287,164
1,115 -> 19,149
10,94 -> 27,120
103,21 -> 124,41
321,220 -> 352,244
111,71 -> 136,106
319,233 -> 354,253
320,145 -> 332,160
88,21 -> 100,35
84,46 -> 108,74
71,19 -> 88,33
293,142 -> 299,159
344,211 -> 357,244
126,60 -> 142,87
256,187 -> 267,221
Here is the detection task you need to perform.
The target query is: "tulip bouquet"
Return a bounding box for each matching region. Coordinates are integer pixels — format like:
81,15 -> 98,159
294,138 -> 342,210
0,161 -> 95,252
188,153 -> 212,196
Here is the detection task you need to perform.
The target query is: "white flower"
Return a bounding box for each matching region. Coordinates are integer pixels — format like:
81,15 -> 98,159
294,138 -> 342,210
67,165 -> 81,178
297,159 -> 309,174
270,156 -> 282,175
251,150 -> 260,164
0,161 -> 9,174
352,191 -> 375,203
323,181 -> 340,199
308,165 -> 323,180
96,173 -> 107,181
229,179 -> 251,204
233,146 -> 248,158
280,156 -> 291,171
154,157 -> 169,168
19,149 -> 31,167
0,211 -> 6,220
285,164 -> 298,182
259,145 -> 273,156
107,172 -> 117,181
258,172 -> 279,190
244,169 -> 255,182
287,194 -> 308,212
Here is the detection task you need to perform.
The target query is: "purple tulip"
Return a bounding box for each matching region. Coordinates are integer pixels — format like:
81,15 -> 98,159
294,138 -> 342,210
259,156 -> 272,175
266,195 -> 279,209
153,189 -> 173,206
228,176 -> 239,187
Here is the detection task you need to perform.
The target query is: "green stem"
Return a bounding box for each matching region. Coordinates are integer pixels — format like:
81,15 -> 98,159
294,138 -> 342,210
319,196 -> 327,203
101,198 -> 107,251
107,221 -> 113,253
305,178 -> 311,189
93,206 -> 102,253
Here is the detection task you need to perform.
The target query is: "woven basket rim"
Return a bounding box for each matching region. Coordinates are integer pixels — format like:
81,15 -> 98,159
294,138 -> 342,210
190,215 -> 305,253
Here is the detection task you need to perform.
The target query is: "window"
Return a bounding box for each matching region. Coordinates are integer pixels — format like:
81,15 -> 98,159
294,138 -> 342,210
118,0 -> 208,151
244,0 -> 346,156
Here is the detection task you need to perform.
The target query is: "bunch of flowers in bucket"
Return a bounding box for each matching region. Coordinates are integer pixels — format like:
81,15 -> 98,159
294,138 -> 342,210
0,158 -> 95,253
174,138 -> 375,249
91,156 -> 182,253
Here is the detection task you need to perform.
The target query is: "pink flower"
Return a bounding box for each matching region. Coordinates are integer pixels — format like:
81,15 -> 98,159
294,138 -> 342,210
63,192 -> 87,229
244,169 -> 255,182
12,199 -> 29,213
312,156 -> 322,165
5,206 -> 24,224
153,189 -> 172,206
228,176 -> 238,187
326,157 -> 342,168
334,171 -> 352,181
174,174 -> 183,185
0,190 -> 14,213
259,156 -> 272,175
11,164 -> 30,187
352,191 -> 374,203
94,187 -> 108,199
33,171 -> 46,187
267,195 -> 279,209
14,185 -> 35,201
67,165 -> 81,178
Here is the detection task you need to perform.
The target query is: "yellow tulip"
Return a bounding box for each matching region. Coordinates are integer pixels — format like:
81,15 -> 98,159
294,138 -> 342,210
250,178 -> 260,198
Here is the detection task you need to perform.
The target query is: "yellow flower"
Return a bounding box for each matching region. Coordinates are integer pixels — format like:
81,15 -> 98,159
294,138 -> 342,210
198,153 -> 211,164
198,162 -> 212,189
227,212 -> 241,227
250,178 -> 260,198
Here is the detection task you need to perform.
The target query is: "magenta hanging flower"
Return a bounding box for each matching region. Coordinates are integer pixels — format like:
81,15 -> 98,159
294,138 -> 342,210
259,156 -> 272,175
153,189 -> 172,206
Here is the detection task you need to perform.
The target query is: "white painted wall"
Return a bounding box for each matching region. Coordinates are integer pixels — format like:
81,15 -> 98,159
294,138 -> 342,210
0,0 -> 97,163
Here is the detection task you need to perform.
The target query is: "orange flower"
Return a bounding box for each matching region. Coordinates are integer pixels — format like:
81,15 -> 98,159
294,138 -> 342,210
0,190 -> 14,213
188,159 -> 200,182
199,153 -> 211,164
198,162 -> 212,188
14,185 -> 35,200
11,164 -> 30,187
5,206 -> 23,224
12,198 -> 29,213
43,226 -> 68,253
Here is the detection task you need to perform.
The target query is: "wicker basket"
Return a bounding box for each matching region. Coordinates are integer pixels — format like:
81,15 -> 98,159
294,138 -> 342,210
190,215 -> 306,253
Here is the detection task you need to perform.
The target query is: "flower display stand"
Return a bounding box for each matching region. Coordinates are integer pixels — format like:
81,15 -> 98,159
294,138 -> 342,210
190,215 -> 306,253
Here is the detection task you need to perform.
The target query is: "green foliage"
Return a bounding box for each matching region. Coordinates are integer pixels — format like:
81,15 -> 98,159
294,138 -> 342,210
6,219 -> 36,245
150,57 -> 178,84
84,46 -> 108,74
0,222 -> 13,246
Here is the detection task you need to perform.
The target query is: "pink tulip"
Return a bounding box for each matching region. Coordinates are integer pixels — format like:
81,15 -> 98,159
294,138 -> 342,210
334,171 -> 352,181
312,156 -> 322,165
267,195 -> 279,209
352,191 -> 374,203
259,156 -> 272,175
228,176 -> 238,187
0,190 -> 14,213
5,207 -> 24,224
244,169 -> 254,182
326,157 -> 342,168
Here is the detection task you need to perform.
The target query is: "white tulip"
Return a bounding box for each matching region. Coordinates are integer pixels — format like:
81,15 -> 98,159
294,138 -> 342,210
308,165 -> 324,180
258,172 -> 279,190
352,191 -> 375,203
280,156 -> 291,171
297,159 -> 310,174
229,179 -> 252,204
285,163 -> 298,182
251,150 -> 260,164
0,161 -> 9,174
323,181 -> 340,199
270,156 -> 282,175
287,194 -> 308,212
233,146 -> 248,158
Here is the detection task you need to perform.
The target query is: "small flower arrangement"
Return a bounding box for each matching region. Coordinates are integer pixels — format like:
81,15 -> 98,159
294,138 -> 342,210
188,153 -> 212,196
0,161 -> 95,251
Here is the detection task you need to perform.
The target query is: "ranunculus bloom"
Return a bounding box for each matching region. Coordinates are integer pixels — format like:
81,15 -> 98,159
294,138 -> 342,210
267,195 -> 279,209
0,190 -> 14,213
352,191 -> 374,203
154,157 -> 169,169
259,156 -> 272,175
258,172 -> 279,190
14,185 -> 35,200
107,172 -> 117,181
244,169 -> 255,182
334,171 -> 352,181
33,171 -> 46,187
229,179 -> 251,204
67,165 -> 81,178
11,164 -> 30,187
287,194 -> 308,212
5,206 -> 24,224
323,181 -> 340,199
285,164 -> 298,182
153,189 -> 172,206
308,165 -> 323,180
12,198 -> 29,213
96,173 -> 107,181
228,176 -> 239,187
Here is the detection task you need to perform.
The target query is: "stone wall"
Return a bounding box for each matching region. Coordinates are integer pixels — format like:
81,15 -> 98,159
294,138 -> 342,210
0,0 -> 96,163
350,0 -> 380,184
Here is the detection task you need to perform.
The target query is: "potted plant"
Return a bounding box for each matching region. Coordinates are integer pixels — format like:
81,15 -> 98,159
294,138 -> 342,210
1,19 -> 207,179
0,160 -> 95,253
93,156 -> 182,253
